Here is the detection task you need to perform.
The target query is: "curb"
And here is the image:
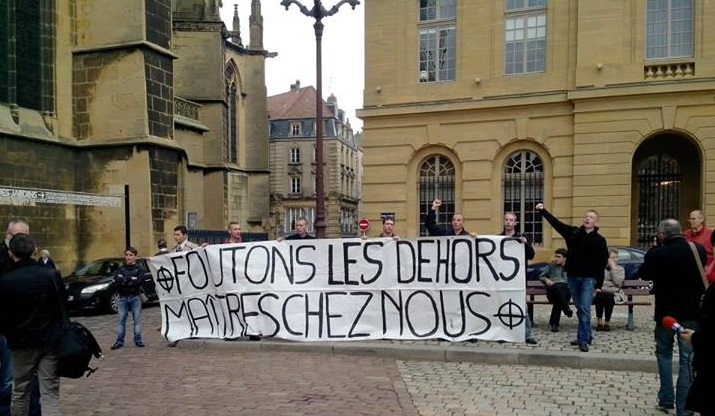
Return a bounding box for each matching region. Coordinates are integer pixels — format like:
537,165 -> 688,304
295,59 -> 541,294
176,338 -> 658,373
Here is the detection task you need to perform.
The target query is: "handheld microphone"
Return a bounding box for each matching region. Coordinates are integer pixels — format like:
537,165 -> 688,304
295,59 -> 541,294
662,316 -> 683,334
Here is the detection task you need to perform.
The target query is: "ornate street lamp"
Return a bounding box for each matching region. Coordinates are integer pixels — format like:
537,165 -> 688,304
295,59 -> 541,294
281,0 -> 360,238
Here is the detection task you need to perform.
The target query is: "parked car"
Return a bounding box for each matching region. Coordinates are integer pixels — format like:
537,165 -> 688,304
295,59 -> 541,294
64,257 -> 158,314
525,246 -> 647,281
610,246 -> 647,280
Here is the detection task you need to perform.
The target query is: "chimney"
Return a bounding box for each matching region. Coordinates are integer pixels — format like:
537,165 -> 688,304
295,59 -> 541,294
290,80 -> 301,91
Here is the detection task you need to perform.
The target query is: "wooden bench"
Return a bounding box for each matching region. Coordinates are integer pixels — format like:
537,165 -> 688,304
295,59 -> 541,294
526,279 -> 652,330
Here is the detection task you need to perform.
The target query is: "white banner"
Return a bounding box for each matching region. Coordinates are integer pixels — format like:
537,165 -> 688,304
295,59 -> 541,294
147,236 -> 528,343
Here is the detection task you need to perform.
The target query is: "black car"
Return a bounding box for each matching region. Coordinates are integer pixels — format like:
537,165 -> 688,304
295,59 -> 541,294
64,258 -> 158,314
611,246 -> 647,280
525,246 -> 647,281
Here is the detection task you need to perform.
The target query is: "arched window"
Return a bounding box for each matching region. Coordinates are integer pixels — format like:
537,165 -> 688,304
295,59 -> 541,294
635,154 -> 681,245
502,150 -> 544,244
419,155 -> 455,236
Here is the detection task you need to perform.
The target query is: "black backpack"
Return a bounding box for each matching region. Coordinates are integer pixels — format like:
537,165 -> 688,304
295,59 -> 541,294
52,276 -> 103,378
57,320 -> 103,378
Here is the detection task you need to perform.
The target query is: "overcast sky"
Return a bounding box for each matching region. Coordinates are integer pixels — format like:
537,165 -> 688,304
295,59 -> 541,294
220,1 -> 365,132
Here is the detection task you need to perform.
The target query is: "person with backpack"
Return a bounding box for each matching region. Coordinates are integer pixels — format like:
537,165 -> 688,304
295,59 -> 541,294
0,233 -> 65,415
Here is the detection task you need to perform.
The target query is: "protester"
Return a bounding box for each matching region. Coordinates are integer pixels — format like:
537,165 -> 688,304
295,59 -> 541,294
593,248 -> 625,331
38,249 -> 56,269
154,239 -> 169,256
223,221 -> 243,244
680,281 -> 714,416
639,219 -> 706,415
499,212 -> 537,344
378,217 -> 399,238
110,247 -> 148,350
0,233 -> 64,416
539,248 -> 572,332
362,217 -> 399,240
171,225 -> 198,252
282,217 -> 315,240
424,199 -> 470,236
535,203 -> 608,352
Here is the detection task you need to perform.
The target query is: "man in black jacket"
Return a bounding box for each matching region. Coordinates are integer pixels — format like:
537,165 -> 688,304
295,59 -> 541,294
639,219 -> 706,415
535,203 -> 608,352
282,217 -> 316,240
0,233 -> 64,416
0,219 -> 41,416
111,247 -> 148,350
424,199 -> 471,236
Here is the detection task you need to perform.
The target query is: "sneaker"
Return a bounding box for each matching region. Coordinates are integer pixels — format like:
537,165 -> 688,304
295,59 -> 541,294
248,335 -> 261,341
135,341 -> 145,348
603,324 -> 611,332
596,324 -> 604,331
655,403 -> 674,413
570,339 -> 592,346
525,338 -> 538,345
579,343 -> 589,352
110,342 -> 123,350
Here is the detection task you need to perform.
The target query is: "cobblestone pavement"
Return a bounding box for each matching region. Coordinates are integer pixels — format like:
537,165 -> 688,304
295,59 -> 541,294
399,361 -> 662,416
61,305 -> 420,416
59,299 -> 668,415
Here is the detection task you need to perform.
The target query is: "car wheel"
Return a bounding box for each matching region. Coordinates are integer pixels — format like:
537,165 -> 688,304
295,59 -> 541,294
107,291 -> 120,314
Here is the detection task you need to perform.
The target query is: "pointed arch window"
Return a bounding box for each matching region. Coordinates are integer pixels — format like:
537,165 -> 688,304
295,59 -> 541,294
419,155 -> 456,236
0,0 -> 54,111
502,150 -> 544,244
228,84 -> 238,163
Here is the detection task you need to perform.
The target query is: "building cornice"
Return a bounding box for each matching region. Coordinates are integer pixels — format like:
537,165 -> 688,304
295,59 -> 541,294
359,78 -> 715,118
72,40 -> 179,59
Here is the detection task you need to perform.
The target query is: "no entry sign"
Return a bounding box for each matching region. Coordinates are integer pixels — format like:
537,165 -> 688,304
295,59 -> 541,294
358,218 -> 370,231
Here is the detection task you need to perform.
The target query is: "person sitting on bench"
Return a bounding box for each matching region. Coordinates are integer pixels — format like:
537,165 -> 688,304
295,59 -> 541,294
539,248 -> 573,332
593,248 -> 625,331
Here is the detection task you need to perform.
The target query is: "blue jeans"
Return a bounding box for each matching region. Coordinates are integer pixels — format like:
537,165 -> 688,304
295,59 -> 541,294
655,321 -> 697,416
0,336 -> 12,416
567,277 -> 596,345
525,308 -> 534,341
116,295 -> 143,344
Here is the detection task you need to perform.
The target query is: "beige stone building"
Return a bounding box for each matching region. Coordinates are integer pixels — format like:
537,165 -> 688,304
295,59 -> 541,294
268,82 -> 362,238
359,0 -> 715,258
0,0 -> 271,272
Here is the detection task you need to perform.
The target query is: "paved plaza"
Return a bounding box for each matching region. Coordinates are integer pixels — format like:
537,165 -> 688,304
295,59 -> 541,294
59,297 -> 677,415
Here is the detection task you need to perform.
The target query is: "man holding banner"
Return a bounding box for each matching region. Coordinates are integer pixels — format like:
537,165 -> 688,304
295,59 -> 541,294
171,225 -> 198,252
223,222 -> 243,244
425,199 -> 471,236
500,212 -> 537,345
283,217 -> 315,240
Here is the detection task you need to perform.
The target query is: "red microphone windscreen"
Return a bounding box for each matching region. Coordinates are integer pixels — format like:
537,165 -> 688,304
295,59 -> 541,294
662,316 -> 677,329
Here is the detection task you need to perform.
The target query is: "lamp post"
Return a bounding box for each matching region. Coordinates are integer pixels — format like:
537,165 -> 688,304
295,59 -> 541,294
281,0 -> 360,238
